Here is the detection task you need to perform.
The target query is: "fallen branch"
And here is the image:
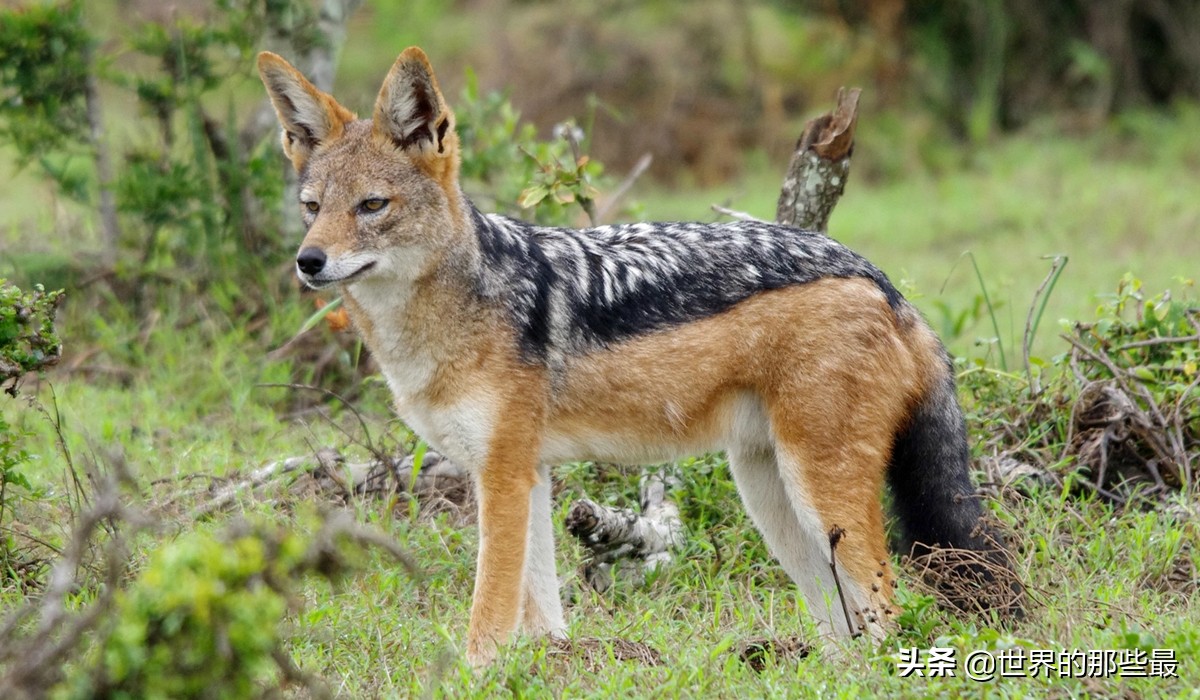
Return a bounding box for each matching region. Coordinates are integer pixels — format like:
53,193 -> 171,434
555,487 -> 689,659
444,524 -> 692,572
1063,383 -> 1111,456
188,448 -> 472,521
564,472 -> 682,592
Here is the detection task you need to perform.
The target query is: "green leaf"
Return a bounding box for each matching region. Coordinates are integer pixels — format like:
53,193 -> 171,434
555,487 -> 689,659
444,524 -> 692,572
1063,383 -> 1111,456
1,468 -> 33,491
518,184 -> 549,209
552,185 -> 576,204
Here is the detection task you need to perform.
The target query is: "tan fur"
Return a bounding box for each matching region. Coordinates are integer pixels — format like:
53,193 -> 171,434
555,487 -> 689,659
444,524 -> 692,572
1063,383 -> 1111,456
545,280 -> 932,630
371,47 -> 465,221
546,281 -> 927,460
258,47 -> 951,666
256,53 -> 355,171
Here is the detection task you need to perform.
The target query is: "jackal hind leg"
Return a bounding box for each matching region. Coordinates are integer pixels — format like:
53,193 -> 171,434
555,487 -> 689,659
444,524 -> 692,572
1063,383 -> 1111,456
768,408 -> 899,641
727,440 -> 850,640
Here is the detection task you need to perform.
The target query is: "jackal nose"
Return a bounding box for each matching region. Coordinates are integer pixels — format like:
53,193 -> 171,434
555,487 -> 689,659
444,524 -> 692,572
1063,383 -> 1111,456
296,247 -> 326,276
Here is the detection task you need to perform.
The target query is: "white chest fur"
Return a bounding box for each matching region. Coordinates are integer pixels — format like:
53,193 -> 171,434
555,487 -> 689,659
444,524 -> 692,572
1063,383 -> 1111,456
384,374 -> 496,472
344,277 -> 494,471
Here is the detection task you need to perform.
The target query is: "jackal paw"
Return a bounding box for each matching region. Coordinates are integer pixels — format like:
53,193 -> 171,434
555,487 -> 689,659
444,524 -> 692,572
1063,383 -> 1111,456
466,635 -> 498,668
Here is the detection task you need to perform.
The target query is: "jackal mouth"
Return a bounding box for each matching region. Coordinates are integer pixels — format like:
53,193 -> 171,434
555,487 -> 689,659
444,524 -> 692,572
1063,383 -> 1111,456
301,260 -> 377,290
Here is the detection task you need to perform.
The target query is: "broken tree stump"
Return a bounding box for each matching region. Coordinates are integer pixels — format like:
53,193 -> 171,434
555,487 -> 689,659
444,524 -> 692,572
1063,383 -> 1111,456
775,87 -> 861,233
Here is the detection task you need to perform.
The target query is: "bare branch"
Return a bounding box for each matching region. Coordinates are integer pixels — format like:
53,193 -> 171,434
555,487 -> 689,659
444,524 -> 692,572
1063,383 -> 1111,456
710,204 -> 769,223
595,154 -> 653,223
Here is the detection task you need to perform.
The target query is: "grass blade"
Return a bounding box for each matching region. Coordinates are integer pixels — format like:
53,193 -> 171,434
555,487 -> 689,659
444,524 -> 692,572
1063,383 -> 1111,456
298,296 -> 344,335
1023,255 -> 1069,392
966,252 -> 1008,371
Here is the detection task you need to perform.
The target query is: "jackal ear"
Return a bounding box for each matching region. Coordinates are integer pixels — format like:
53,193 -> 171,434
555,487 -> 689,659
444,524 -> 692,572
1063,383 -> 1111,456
372,47 -> 456,159
257,52 -> 355,171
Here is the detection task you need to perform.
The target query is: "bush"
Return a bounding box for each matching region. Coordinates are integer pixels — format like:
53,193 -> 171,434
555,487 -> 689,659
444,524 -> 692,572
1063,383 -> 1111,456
0,510 -> 411,699
963,275 -> 1199,500
0,279 -> 63,395
1,280 -> 63,578
68,525 -> 303,699
457,69 -> 618,227
0,0 -> 93,199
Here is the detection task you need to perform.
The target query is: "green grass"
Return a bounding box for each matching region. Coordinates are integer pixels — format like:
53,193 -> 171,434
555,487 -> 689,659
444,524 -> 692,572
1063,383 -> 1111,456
279,494 -> 1197,698
3,304 -> 1197,696
228,454 -> 1196,698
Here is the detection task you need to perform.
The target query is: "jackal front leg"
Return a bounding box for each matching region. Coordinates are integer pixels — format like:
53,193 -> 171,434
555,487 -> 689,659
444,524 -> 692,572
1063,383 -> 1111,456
522,462 -> 565,637
466,435 -> 541,666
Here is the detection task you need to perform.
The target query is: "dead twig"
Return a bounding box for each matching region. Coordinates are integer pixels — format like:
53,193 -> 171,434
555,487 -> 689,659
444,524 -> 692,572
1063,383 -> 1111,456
1062,333 -> 1190,491
546,637 -> 662,672
734,636 -> 812,672
710,203 -> 768,223
1115,333 -> 1200,352
0,453 -> 147,697
827,526 -> 859,638
903,528 -> 1027,618
595,153 -> 652,223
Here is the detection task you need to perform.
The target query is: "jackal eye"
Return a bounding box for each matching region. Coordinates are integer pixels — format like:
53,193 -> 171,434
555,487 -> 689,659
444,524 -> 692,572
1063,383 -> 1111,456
359,198 -> 388,213
304,201 -> 320,214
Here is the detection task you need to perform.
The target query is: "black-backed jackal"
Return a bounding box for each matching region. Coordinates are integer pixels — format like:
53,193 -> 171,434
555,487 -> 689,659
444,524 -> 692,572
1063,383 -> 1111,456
258,47 -> 1013,666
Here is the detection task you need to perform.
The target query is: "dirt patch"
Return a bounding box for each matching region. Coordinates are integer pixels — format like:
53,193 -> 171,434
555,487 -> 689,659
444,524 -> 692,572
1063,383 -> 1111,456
734,636 -> 812,672
545,637 -> 663,672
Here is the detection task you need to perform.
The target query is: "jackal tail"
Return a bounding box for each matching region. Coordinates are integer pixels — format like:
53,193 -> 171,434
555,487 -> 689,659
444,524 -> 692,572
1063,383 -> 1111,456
887,351 -> 1024,615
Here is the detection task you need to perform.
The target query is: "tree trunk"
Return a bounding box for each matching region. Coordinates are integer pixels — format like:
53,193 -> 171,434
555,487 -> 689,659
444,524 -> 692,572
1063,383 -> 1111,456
83,46 -> 120,266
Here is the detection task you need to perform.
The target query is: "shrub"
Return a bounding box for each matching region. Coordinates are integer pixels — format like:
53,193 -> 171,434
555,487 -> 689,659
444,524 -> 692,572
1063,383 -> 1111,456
0,279 -> 63,584
70,526 -> 302,699
0,279 -> 63,395
962,275 -> 1199,500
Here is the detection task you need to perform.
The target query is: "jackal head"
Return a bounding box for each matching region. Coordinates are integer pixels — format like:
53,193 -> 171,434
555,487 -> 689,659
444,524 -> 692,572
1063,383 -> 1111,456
257,47 -> 462,290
